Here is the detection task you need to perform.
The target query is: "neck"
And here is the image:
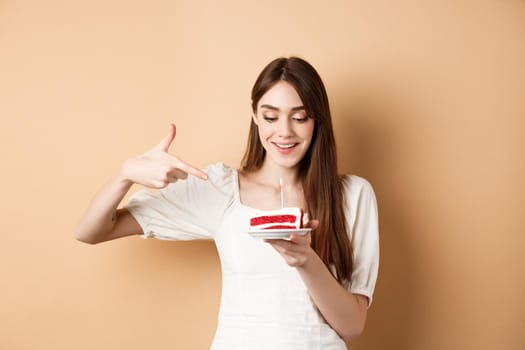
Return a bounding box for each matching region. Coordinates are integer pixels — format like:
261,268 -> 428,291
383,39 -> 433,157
257,161 -> 301,188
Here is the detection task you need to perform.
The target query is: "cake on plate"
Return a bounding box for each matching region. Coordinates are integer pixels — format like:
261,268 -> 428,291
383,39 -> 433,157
249,207 -> 308,230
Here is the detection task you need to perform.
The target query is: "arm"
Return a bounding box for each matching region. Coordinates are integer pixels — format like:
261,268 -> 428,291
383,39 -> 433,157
265,223 -> 368,342
295,246 -> 368,342
74,124 -> 208,244
74,172 -> 139,244
268,178 -> 379,341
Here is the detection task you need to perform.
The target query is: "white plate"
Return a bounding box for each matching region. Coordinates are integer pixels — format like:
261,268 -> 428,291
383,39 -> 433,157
247,228 -> 312,239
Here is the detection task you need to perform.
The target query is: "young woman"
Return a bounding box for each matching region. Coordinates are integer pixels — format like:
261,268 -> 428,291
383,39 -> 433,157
75,57 -> 379,349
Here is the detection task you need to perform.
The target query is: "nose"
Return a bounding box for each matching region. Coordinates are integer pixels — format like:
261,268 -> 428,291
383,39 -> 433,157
276,118 -> 293,138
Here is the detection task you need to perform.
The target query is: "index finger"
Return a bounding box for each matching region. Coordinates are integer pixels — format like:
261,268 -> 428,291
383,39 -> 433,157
174,158 -> 208,180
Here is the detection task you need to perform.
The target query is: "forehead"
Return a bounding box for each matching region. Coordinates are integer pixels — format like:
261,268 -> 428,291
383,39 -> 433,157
257,81 -> 303,110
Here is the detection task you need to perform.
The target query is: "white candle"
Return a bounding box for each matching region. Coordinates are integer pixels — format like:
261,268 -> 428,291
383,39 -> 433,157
279,178 -> 284,209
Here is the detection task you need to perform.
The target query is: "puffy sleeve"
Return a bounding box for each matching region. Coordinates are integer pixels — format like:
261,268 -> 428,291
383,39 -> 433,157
124,162 -> 234,240
342,175 -> 380,307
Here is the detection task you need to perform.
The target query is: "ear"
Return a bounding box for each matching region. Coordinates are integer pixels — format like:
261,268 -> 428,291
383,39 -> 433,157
251,113 -> 258,125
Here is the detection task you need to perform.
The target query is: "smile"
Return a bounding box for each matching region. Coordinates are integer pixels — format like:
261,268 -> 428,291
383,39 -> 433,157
272,142 -> 299,153
276,143 -> 296,149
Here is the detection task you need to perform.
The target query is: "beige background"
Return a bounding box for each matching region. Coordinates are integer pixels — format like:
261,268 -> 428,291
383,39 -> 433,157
1,1 -> 524,349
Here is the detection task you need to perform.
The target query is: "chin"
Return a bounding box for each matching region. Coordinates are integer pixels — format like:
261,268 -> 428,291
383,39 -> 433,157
271,158 -> 301,169
263,146 -> 305,169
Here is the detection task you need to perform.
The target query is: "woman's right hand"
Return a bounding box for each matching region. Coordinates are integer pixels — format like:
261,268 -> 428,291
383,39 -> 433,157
120,124 -> 208,189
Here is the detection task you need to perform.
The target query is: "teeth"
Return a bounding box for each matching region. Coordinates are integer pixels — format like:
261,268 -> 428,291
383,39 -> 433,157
276,143 -> 295,149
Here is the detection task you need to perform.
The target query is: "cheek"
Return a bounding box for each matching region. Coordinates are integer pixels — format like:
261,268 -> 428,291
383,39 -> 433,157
301,123 -> 315,142
257,123 -> 273,139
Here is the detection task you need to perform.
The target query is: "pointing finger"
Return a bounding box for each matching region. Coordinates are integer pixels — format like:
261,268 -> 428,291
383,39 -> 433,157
173,158 -> 208,180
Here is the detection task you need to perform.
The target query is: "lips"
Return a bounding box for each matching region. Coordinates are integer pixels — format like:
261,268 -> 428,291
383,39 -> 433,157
272,142 -> 299,154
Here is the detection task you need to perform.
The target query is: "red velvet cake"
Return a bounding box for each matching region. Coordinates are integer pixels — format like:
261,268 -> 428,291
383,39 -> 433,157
249,207 -> 308,230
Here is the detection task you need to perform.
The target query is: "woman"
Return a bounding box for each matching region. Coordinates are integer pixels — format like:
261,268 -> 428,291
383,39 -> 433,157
75,57 -> 379,349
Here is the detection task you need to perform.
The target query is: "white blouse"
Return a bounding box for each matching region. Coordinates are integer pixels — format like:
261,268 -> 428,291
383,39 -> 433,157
125,162 -> 379,350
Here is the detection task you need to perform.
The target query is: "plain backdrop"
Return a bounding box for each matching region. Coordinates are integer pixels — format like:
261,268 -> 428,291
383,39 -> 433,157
1,1 -> 524,349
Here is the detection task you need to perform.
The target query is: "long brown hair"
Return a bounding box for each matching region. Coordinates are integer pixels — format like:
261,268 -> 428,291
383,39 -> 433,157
241,57 -> 353,285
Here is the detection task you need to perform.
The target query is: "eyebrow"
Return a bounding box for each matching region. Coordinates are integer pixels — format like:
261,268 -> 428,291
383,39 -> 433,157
260,104 -> 305,112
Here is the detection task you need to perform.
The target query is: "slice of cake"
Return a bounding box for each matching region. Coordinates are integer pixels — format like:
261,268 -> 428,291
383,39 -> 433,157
249,207 -> 308,230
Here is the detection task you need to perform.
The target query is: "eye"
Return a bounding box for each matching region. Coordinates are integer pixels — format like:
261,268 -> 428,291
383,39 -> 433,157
263,115 -> 278,122
293,116 -> 309,123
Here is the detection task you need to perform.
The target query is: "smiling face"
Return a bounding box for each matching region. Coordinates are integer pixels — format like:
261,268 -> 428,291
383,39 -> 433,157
253,81 -> 315,170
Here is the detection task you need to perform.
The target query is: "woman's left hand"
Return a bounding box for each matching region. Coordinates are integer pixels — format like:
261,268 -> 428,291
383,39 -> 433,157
265,220 -> 319,267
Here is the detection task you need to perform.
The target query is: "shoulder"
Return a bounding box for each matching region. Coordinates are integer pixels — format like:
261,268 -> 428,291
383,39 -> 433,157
340,174 -> 378,214
157,162 -> 236,209
204,162 -> 235,179
201,162 -> 236,194
341,174 -> 376,199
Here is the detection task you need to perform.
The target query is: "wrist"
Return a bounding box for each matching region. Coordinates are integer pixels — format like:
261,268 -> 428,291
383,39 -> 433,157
116,159 -> 135,187
298,246 -> 320,270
